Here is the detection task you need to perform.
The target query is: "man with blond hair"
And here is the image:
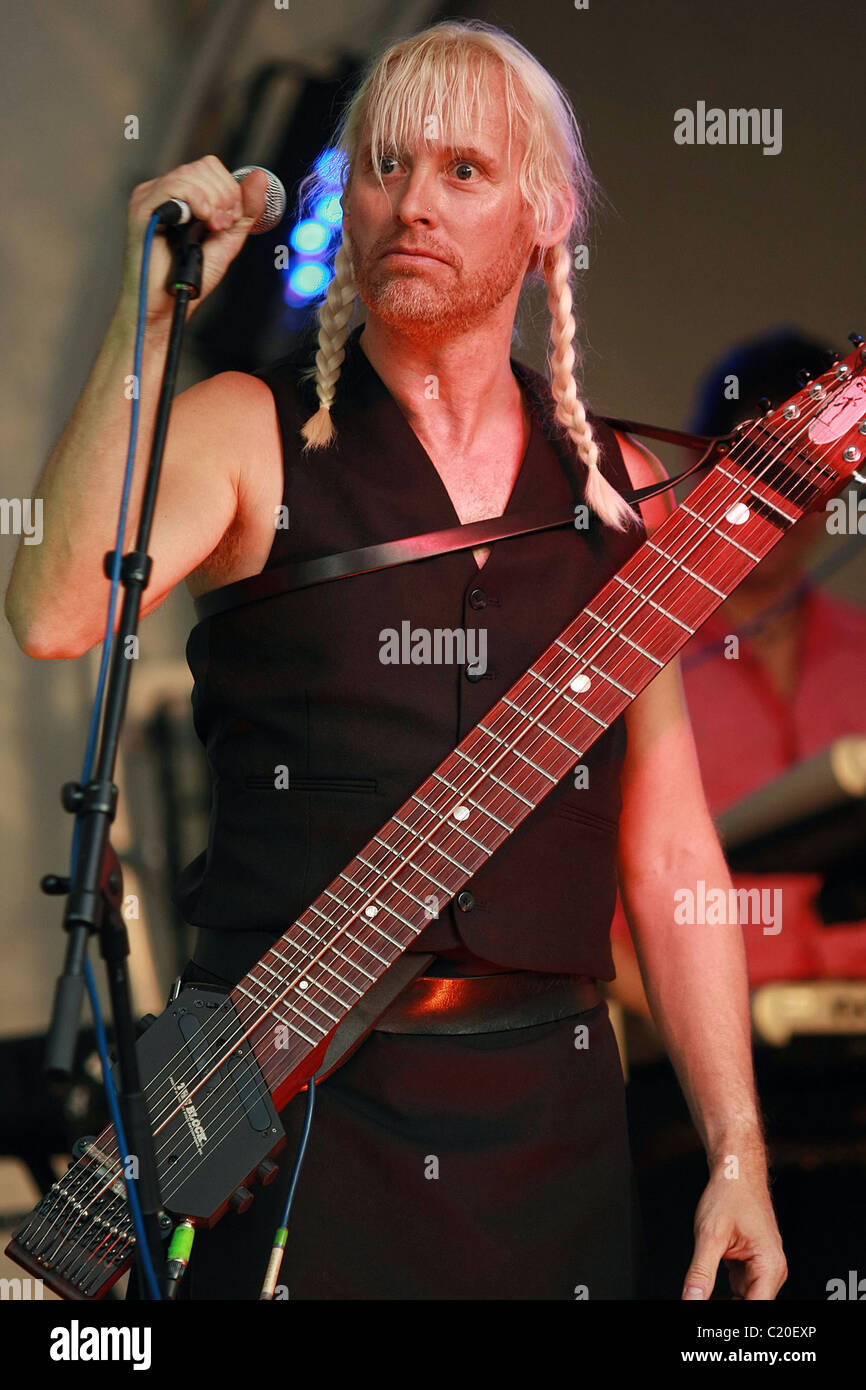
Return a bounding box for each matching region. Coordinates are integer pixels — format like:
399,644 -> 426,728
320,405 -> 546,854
6,20 -> 786,1300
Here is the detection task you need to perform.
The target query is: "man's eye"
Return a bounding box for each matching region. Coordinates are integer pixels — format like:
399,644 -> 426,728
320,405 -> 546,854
452,162 -> 479,181
378,154 -> 400,174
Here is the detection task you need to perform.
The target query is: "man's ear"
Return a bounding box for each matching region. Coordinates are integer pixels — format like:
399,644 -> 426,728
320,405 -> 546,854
536,189 -> 576,254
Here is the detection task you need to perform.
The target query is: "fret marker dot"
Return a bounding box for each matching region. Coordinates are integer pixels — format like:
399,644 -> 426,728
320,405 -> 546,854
570,674 -> 591,693
298,980 -> 308,990
452,805 -> 470,821
725,502 -> 751,526
365,904 -> 378,918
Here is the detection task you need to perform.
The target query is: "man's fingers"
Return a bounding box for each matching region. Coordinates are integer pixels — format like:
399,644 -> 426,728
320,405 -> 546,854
238,167 -> 269,227
682,1230 -> 728,1300
727,1254 -> 787,1301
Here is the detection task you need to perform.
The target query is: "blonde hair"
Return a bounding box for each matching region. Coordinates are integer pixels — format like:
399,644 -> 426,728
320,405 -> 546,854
297,19 -> 638,530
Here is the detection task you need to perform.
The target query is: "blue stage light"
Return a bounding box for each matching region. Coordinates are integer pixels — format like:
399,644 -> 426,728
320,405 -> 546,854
289,219 -> 330,254
314,194 -> 343,227
288,262 -> 331,298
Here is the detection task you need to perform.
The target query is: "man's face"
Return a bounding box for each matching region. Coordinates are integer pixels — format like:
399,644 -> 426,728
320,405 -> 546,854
341,70 -> 539,344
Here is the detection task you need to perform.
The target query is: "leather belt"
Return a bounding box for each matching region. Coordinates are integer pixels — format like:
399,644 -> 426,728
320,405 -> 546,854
373,969 -> 602,1035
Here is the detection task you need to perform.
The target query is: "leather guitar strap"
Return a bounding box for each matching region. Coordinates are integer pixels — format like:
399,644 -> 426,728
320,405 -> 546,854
193,418 -> 720,623
190,418 -> 718,1080
310,950 -> 436,1085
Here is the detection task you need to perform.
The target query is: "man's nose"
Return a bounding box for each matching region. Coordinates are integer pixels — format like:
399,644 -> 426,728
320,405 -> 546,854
393,167 -> 439,224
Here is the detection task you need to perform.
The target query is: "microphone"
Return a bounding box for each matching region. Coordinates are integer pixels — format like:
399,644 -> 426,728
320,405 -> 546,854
153,165 -> 286,235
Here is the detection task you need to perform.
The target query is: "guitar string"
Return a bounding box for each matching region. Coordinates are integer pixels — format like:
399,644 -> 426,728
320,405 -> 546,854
29,367 -> 853,1272
98,369 -> 850,1152
30,363 -> 860,1275
28,375 -> 856,1273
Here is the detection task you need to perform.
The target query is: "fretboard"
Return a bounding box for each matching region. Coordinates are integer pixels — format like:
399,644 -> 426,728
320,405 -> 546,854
236,413 -> 839,1091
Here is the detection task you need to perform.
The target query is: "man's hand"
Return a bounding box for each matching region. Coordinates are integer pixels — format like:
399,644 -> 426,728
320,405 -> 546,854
682,1165 -> 787,1300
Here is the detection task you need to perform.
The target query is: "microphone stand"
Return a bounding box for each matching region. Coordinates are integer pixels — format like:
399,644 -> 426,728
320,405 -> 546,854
41,219 -> 206,1298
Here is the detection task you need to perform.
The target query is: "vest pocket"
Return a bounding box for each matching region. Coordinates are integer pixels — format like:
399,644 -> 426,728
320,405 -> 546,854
244,773 -> 379,794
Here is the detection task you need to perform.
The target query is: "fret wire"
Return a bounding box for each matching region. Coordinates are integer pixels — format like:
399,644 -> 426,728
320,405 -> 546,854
338,868 -> 430,926
411,792 -> 502,855
612,574 -> 695,634
476,723 -> 559,782
452,748 -> 536,808
585,660 -> 635,700
583,607 -> 664,667
372,834 -> 453,895
321,887 -> 382,945
249,957 -> 284,989
342,929 -> 392,967
715,463 -> 798,523
327,937 -> 377,981
271,915 -> 325,955
550,639 -> 636,700
234,973 -> 326,1039
680,505 -> 761,561
644,541 -> 725,599
266,958 -> 340,1023
749,495 -> 797,530
304,975 -> 347,1009
354,852 -> 438,919
500,695 -> 585,756
305,900 -> 351,935
361,893 -> 418,934
234,982 -> 321,1046
292,898 -> 342,941
392,814 -> 475,875
528,669 -> 611,728
261,995 -> 332,1038
317,959 -> 365,997
307,895 -> 411,950
431,771 -> 514,832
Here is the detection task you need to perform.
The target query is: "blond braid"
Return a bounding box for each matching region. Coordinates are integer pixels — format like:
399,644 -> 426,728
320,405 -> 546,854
543,242 -> 639,531
299,233 -> 359,450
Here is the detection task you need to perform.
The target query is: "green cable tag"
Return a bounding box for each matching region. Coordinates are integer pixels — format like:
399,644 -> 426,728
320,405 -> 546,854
167,1221 -> 195,1264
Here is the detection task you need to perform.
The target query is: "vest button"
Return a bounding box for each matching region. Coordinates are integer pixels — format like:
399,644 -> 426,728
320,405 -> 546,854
468,587 -> 487,610
456,890 -> 475,912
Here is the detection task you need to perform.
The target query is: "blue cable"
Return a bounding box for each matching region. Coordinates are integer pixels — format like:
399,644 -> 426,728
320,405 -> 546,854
280,1074 -> 317,1231
260,1073 -> 316,1297
68,211 -> 163,1300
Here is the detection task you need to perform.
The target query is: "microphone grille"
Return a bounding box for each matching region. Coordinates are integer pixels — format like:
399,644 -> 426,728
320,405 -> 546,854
232,165 -> 287,235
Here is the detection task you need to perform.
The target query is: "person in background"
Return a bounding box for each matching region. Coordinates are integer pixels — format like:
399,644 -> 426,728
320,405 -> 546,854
608,327 -> 866,1300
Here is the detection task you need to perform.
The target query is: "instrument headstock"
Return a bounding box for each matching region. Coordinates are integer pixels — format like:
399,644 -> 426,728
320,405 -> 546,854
734,333 -> 866,507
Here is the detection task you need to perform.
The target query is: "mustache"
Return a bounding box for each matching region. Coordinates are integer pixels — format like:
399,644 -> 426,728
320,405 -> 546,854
375,240 -> 455,265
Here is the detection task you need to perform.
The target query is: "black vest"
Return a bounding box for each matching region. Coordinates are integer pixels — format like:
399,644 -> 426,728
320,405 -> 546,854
173,326 -> 645,976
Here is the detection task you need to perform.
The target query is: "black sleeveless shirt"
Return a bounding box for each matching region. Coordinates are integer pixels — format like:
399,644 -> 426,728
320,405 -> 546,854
172,325 -> 645,977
